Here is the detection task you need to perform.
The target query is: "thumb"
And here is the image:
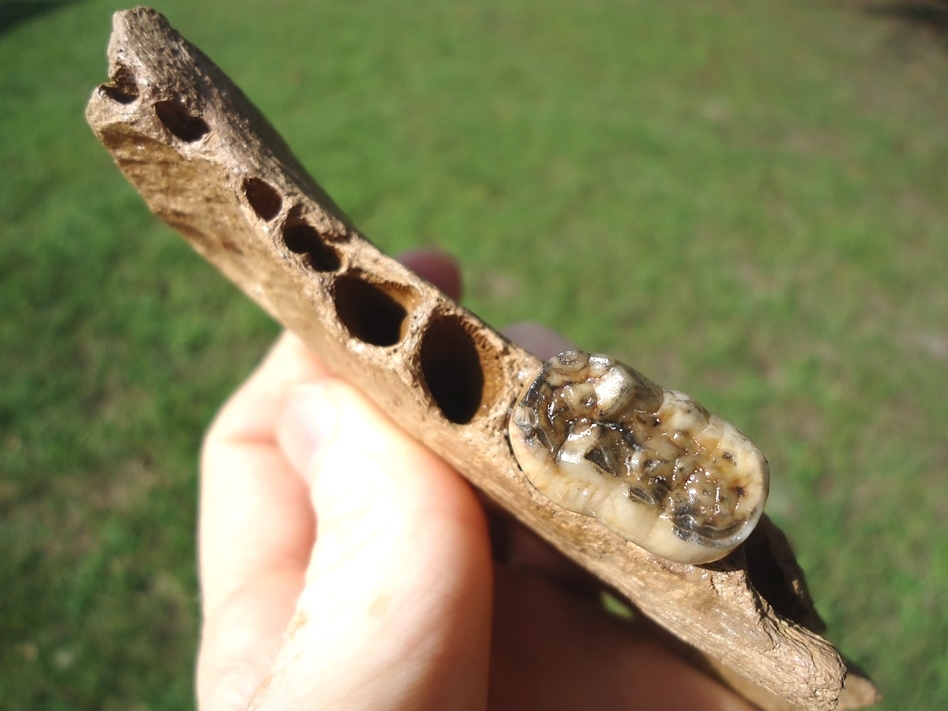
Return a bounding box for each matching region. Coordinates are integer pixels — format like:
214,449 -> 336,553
252,379 -> 492,711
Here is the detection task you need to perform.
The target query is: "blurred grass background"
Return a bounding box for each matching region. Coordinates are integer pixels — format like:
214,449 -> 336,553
1,0 -> 946,708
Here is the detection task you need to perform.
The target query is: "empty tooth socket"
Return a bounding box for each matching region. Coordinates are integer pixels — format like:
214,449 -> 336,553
333,272 -> 416,347
243,177 -> 283,221
281,216 -> 343,273
419,310 -> 503,425
154,98 -> 210,142
100,64 -> 139,104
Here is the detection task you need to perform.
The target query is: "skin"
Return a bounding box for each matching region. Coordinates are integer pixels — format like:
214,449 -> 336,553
196,249 -> 757,711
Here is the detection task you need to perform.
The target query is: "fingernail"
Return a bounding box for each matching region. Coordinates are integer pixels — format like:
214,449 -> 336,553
501,321 -> 574,361
278,383 -> 339,474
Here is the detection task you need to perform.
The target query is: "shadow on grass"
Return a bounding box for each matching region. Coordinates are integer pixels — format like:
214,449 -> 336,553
865,0 -> 948,37
0,0 -> 81,36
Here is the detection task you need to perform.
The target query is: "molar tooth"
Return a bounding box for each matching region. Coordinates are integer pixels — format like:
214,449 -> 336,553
508,350 -> 770,564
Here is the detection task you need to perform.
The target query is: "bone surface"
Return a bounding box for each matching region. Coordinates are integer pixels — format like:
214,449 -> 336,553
510,350 -> 769,564
84,8 -> 879,710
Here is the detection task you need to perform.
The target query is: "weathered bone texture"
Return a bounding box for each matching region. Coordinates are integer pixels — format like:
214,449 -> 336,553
86,8 -> 879,710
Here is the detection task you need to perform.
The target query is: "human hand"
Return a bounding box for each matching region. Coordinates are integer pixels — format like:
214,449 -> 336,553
196,250 -> 754,711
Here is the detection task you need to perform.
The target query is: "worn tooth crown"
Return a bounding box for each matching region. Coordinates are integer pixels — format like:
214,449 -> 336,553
508,350 -> 770,564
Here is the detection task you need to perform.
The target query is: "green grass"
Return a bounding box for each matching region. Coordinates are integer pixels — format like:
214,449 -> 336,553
2,1 -> 946,708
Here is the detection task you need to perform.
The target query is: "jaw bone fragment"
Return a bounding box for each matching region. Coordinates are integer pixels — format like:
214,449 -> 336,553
84,9 -> 879,708
509,350 -> 769,564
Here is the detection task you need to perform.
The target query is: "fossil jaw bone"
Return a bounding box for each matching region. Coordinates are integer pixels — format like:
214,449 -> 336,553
83,9 -> 880,708
509,350 -> 769,564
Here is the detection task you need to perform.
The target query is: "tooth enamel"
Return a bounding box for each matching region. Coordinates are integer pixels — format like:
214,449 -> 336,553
508,350 -> 770,564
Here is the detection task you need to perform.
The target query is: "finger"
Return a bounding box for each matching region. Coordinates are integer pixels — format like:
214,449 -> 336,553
490,568 -> 755,711
199,332 -> 326,612
249,379 -> 493,710
398,248 -> 462,301
197,333 -> 328,711
502,321 -> 573,361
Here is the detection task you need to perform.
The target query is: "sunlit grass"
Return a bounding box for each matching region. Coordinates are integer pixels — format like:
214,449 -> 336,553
1,1 -> 946,708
